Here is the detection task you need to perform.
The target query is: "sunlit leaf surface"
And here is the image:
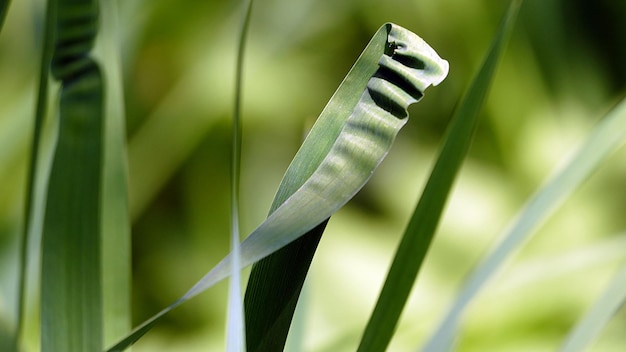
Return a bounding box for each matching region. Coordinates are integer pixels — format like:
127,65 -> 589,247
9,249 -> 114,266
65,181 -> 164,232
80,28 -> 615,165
107,22 -> 448,351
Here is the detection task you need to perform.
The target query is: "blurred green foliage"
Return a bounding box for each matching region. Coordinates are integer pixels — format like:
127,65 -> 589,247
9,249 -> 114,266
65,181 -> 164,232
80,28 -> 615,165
0,0 -> 625,351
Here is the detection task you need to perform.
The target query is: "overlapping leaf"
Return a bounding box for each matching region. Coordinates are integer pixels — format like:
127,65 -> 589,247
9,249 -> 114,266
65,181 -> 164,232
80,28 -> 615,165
107,22 -> 448,351
244,23 -> 451,351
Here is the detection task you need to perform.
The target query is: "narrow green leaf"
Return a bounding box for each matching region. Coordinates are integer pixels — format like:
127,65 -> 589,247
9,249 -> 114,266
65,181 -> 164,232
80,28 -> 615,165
41,1 -> 104,351
422,84 -> 626,350
359,2 -> 521,352
98,0 -> 131,346
16,0 -> 59,350
244,221 -> 326,352
227,0 -> 254,350
560,260 -> 626,351
241,21 -> 390,352
244,23 -> 451,351
107,22 -> 448,351
241,26 -> 395,351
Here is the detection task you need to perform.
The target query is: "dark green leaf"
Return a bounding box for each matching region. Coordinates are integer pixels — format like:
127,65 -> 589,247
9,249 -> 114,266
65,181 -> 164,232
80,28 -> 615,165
358,2 -> 522,351
16,0 -> 58,350
40,1 -> 104,351
423,47 -> 626,352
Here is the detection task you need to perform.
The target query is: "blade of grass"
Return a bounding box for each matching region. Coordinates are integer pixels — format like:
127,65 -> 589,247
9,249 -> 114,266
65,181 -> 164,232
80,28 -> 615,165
422,96 -> 626,350
243,23 -> 451,351
241,21 -> 392,352
560,260 -> 626,351
40,1 -> 105,351
494,233 -> 626,293
227,0 -> 254,350
16,0 -> 58,350
97,0 -> 131,346
243,221 -> 326,352
357,2 -> 522,351
242,23 -> 394,350
107,22 -> 448,351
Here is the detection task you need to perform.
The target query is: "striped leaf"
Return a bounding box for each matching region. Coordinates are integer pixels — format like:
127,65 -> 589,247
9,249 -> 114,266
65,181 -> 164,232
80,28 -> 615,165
40,1 -> 104,351
107,22 -> 448,351
244,23 -> 450,351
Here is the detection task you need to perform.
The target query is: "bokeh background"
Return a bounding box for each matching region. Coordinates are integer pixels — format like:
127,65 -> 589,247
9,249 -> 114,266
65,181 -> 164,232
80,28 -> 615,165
1,0 -> 625,351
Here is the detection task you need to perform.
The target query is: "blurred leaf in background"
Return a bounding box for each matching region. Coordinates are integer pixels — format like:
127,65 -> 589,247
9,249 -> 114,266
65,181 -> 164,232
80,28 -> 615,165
0,0 -> 625,351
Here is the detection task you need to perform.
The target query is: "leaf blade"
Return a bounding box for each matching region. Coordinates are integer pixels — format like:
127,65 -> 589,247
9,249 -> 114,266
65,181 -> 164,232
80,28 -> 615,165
422,77 -> 626,351
107,22 -> 448,351
226,0 -> 255,350
40,1 -> 105,351
560,260 -> 626,352
41,65 -> 104,352
16,0 -> 59,349
357,2 -> 522,351
97,0 -> 132,346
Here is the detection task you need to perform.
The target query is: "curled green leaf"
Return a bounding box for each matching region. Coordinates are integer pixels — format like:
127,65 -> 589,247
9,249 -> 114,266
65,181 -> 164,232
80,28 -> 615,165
107,22 -> 448,351
243,24 -> 449,351
186,23 -> 448,301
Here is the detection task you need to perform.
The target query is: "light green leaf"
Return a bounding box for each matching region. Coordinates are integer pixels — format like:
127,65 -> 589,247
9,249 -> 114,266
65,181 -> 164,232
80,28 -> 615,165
227,0 -> 254,350
359,2 -> 521,351
560,260 -> 626,351
107,22 -> 448,351
40,1 -> 104,351
16,0 -> 58,349
97,0 -> 131,346
422,95 -> 626,351
241,17 -> 402,352
244,23 -> 451,351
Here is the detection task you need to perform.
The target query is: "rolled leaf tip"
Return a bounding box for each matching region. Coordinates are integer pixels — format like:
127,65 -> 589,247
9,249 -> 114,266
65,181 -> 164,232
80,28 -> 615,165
386,23 -> 449,87
106,22 -> 449,351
